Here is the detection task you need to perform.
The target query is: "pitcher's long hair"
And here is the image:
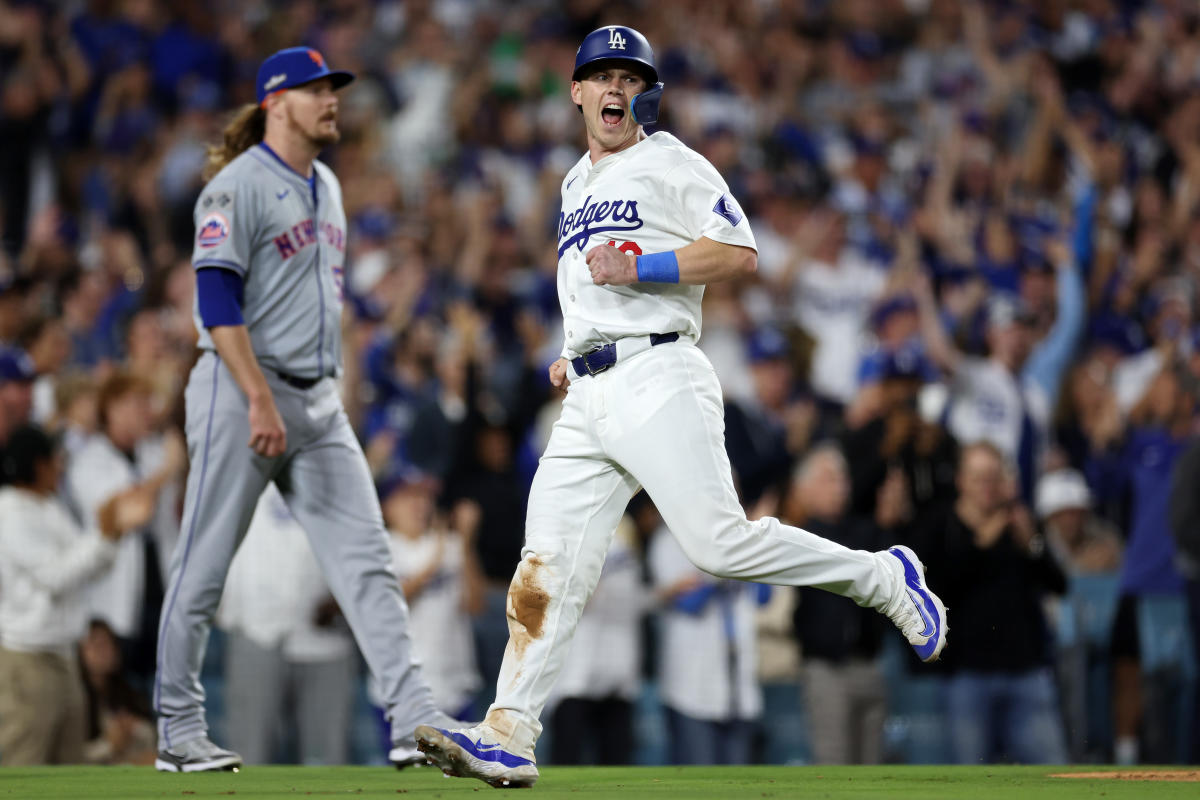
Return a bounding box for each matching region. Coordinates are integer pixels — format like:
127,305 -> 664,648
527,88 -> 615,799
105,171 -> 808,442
203,103 -> 266,180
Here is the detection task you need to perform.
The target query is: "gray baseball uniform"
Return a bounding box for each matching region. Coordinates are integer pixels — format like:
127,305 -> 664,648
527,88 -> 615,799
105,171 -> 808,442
154,143 -> 441,750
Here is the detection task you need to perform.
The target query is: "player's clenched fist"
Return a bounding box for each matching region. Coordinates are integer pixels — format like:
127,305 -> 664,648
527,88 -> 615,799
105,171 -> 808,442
586,243 -> 637,285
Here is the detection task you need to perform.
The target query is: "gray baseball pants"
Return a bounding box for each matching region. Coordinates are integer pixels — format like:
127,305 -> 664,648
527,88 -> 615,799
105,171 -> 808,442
154,351 -> 439,749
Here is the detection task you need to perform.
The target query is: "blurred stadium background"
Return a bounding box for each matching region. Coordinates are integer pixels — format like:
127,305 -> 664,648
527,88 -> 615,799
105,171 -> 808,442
0,0 -> 1198,770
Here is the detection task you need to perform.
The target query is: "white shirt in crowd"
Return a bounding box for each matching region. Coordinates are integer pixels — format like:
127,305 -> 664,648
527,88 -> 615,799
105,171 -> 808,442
546,519 -> 648,710
217,484 -> 354,663
788,250 -> 887,404
649,527 -> 762,722
385,527 -> 480,714
65,434 -> 179,639
1112,348 -> 1163,416
945,357 -> 1051,468
0,486 -> 116,655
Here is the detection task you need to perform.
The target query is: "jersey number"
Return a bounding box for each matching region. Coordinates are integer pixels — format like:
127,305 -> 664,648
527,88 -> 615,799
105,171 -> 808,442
606,240 -> 643,256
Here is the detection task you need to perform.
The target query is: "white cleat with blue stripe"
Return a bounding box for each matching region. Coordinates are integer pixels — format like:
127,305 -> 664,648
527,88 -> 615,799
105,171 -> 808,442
414,724 -> 539,789
884,545 -> 948,663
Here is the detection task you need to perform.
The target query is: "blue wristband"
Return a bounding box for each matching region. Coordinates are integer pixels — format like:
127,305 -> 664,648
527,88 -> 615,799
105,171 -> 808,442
636,250 -> 680,283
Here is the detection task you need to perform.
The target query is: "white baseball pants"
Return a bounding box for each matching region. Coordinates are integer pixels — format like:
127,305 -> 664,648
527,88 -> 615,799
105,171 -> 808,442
483,341 -> 902,755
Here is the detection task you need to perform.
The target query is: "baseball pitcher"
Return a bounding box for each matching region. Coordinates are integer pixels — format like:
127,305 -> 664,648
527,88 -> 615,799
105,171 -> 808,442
153,47 -> 460,772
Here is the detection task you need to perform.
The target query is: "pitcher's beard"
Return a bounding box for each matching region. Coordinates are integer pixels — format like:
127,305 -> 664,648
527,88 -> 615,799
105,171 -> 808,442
311,128 -> 340,147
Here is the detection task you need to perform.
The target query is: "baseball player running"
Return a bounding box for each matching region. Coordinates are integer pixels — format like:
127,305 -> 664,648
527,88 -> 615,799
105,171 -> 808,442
415,26 -> 948,788
153,47 -> 460,772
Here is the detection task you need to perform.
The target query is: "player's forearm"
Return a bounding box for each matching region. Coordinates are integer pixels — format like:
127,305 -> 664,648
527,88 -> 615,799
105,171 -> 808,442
634,237 -> 756,285
209,325 -> 273,403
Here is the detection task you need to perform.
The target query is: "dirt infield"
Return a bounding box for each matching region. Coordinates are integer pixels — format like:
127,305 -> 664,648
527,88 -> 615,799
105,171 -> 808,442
1050,771 -> 1200,782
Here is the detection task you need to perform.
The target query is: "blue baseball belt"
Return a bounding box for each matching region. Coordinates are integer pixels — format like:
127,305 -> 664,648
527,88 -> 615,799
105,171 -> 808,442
570,332 -> 679,378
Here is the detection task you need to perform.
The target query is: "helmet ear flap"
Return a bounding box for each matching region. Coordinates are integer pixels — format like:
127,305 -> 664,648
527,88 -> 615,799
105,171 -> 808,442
631,82 -> 664,125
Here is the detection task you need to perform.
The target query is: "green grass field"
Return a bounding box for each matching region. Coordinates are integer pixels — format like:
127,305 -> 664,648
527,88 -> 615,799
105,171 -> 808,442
1,765 -> 1197,799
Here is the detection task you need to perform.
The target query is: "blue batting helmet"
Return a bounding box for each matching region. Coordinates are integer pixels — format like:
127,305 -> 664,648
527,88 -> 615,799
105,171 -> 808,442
572,26 -> 664,125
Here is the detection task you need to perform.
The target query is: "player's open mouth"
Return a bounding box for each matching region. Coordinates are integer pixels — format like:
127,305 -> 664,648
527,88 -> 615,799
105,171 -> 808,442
601,103 -> 625,128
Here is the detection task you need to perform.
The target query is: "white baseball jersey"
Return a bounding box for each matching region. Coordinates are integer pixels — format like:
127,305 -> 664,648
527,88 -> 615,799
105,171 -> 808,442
556,131 -> 756,358
790,251 -> 887,404
945,357 -> 1050,465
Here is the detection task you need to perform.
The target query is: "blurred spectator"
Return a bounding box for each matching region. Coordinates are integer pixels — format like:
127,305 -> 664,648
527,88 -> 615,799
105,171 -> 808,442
0,346 -> 37,458
1035,468 -> 1122,763
49,371 -> 99,458
1095,366 -> 1197,764
1169,434 -> 1200,763
919,441 -> 1068,764
1036,469 -> 1122,575
788,444 -> 891,765
769,208 -> 888,411
723,327 -> 816,506
918,237 -> 1085,502
64,371 -> 185,687
545,518 -> 647,766
79,619 -> 156,765
649,523 -> 767,766
217,485 -> 356,765
843,339 -> 957,533
0,424 -> 151,765
380,473 -> 482,721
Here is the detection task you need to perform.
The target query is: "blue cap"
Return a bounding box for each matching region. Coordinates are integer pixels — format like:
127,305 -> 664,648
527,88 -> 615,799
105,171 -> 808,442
746,327 -> 789,363
859,342 -> 936,385
0,348 -> 35,384
256,47 -> 354,105
377,466 -> 438,500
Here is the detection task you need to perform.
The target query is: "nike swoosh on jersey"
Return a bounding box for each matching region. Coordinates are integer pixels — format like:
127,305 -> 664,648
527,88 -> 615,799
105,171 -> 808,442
277,189 -> 289,200
566,176 -> 579,190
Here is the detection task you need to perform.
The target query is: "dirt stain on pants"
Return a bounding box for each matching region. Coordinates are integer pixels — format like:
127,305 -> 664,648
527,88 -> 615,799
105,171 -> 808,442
507,555 -> 550,660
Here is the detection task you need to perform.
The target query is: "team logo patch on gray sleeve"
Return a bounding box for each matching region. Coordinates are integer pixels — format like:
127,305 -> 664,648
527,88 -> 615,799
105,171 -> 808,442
713,193 -> 743,226
197,212 -> 230,248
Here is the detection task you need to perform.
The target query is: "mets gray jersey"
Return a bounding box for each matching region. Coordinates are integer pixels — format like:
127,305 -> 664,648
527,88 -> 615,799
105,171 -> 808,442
156,142 -> 454,755
190,144 -> 347,378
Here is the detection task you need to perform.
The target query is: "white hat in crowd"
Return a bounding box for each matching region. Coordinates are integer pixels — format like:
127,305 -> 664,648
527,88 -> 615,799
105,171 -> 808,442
1035,469 -> 1092,519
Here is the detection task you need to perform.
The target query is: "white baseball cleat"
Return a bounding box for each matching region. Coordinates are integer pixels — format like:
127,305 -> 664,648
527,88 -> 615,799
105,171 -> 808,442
155,735 -> 243,772
883,545 -> 948,663
414,724 -> 539,789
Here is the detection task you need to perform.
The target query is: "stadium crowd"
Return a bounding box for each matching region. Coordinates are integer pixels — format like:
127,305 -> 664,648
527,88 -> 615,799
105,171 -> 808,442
1,0 -> 1199,768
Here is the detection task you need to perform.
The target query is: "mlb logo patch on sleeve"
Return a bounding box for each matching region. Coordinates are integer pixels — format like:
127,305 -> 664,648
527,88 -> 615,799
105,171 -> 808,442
198,212 -> 230,248
713,194 -> 743,226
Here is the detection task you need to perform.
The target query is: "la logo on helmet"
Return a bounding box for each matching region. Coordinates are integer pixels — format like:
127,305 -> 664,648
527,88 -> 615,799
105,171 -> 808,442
607,28 -> 626,50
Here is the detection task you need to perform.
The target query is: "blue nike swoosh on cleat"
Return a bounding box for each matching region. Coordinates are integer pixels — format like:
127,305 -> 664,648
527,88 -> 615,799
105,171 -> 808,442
443,731 -> 534,768
277,189 -> 289,200
889,546 -> 945,661
908,587 -> 935,638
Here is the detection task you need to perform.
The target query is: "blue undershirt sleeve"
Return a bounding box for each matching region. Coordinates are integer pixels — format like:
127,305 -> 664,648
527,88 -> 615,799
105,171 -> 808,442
196,267 -> 245,328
